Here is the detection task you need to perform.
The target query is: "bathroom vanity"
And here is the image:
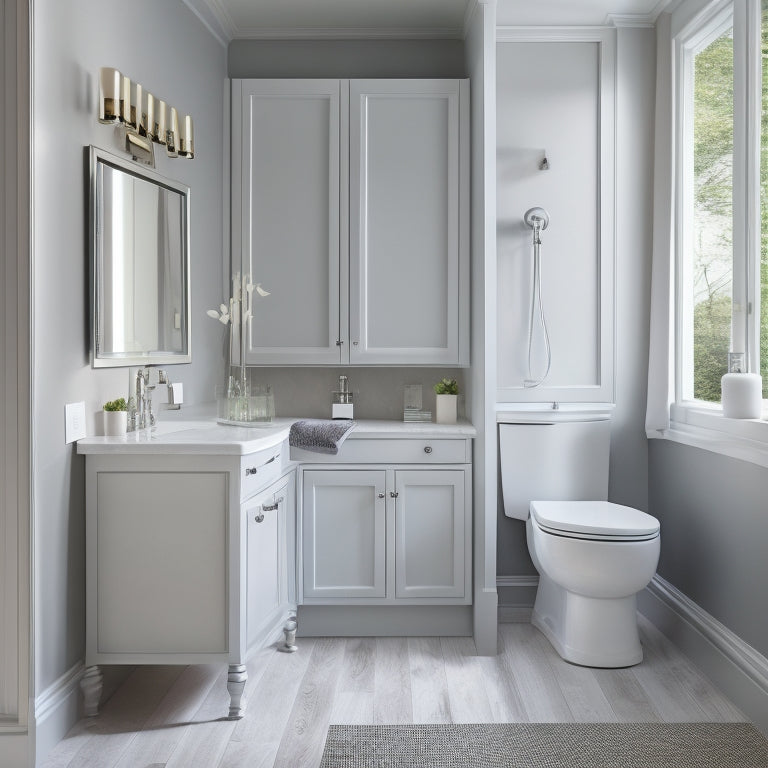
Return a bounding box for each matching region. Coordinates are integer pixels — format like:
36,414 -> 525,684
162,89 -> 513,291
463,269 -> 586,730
77,417 -> 474,718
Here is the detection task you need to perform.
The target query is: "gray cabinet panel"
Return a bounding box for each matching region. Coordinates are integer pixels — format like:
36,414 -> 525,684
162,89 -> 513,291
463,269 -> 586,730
233,79 -> 343,364
302,470 -> 387,599
96,472 -> 228,654
232,78 -> 469,367
349,80 -> 464,364
395,470 -> 465,599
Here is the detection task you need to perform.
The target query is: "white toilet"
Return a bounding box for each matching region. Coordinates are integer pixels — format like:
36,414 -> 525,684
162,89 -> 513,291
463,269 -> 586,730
499,412 -> 660,667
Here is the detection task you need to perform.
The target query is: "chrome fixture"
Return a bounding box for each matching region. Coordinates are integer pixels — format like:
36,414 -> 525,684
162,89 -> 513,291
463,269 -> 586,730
131,367 -> 169,430
523,207 -> 552,388
98,67 -> 194,166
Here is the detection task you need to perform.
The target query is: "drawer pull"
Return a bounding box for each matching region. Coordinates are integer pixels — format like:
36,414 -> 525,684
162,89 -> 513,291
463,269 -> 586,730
261,496 -> 284,512
245,454 -> 279,477
424,446 -> 433,454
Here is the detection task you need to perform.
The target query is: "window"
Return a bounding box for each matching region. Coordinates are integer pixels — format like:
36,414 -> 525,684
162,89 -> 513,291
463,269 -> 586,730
676,0 -> 761,406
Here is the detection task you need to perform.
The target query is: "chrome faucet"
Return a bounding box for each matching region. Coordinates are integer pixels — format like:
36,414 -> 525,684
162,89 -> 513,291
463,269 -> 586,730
132,367 -> 168,430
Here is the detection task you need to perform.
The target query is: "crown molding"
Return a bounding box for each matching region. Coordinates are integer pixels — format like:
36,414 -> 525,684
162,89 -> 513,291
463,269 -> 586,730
180,0 -> 235,46
229,26 -> 465,40
605,0 -> 676,27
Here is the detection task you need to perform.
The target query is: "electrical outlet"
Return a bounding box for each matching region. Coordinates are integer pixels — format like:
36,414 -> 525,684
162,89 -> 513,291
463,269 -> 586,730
65,402 -> 87,443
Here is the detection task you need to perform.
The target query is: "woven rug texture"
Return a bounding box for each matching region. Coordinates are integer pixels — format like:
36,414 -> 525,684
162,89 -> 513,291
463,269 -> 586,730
319,722 -> 768,768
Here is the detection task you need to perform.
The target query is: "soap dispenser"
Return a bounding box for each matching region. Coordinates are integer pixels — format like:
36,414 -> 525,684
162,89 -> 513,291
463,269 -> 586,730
332,375 -> 354,419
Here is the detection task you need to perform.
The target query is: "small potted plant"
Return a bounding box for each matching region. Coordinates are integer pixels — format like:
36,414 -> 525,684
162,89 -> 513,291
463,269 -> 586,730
434,378 -> 458,424
103,397 -> 128,436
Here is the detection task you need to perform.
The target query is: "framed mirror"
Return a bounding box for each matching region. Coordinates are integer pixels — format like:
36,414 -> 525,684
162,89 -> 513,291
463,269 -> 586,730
89,145 -> 191,368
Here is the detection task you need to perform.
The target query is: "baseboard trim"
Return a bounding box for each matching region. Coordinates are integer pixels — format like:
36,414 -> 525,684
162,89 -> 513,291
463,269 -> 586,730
497,574 -> 537,624
640,575 -> 768,735
297,605 -> 472,637
33,661 -> 84,766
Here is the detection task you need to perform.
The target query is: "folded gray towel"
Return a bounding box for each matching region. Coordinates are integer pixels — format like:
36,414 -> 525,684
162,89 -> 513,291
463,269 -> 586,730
289,419 -> 357,455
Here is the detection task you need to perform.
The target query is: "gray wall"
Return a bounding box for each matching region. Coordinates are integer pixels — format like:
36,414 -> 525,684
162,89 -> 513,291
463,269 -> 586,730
495,29 -> 656,591
253,367 -> 466,420
648,440 -> 768,658
228,39 -> 466,79
32,0 -> 226,697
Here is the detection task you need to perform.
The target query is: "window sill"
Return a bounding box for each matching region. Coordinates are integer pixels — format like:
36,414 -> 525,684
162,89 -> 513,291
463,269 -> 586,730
649,403 -> 768,468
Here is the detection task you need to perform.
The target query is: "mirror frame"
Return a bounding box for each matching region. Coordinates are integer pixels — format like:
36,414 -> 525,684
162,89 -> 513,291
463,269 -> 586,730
89,145 -> 192,368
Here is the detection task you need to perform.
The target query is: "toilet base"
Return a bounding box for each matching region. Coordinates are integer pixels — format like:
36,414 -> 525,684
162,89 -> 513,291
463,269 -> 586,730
532,576 -> 643,668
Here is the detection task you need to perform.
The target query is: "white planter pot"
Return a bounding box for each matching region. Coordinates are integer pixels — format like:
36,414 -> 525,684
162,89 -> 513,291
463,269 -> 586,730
435,394 -> 457,425
103,410 -> 127,436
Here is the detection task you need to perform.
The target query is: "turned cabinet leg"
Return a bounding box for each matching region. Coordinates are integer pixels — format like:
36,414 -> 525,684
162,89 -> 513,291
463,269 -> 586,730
227,663 -> 247,720
80,665 -> 103,717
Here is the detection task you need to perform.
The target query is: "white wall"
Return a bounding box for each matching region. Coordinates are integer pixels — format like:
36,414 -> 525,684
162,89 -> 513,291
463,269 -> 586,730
31,0 -> 226,758
495,28 -> 655,594
496,41 -> 600,393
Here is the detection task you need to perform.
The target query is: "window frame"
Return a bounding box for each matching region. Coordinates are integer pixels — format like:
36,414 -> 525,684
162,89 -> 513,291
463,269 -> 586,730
668,0 -> 768,465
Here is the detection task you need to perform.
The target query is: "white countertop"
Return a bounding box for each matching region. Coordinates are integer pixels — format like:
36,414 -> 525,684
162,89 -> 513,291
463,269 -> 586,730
76,417 -> 476,456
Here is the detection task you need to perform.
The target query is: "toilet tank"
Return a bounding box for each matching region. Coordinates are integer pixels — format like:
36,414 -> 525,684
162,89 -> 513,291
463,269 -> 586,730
499,414 -> 612,521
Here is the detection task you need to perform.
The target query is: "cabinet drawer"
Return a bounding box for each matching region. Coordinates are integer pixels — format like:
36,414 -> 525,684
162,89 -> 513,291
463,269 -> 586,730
241,442 -> 285,500
292,438 -> 469,464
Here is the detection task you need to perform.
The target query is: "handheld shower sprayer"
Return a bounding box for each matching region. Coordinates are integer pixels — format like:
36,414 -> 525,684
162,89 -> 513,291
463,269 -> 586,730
524,207 -> 549,244
523,207 -> 551,388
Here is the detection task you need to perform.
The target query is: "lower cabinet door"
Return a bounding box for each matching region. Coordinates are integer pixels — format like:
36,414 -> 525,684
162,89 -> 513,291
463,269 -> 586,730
394,469 -> 466,599
302,469 -> 387,600
245,476 -> 290,649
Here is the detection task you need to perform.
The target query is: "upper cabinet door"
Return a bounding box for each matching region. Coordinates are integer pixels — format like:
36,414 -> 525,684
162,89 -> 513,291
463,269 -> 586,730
349,80 -> 469,366
233,79 -> 345,365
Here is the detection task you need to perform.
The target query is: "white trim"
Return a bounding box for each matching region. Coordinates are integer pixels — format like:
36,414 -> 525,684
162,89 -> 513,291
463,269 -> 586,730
33,662 -> 84,725
497,575 -> 538,623
230,27 -> 465,40
605,14 -> 656,28
606,0 -> 678,27
496,25 -> 614,42
32,662 -> 84,764
641,574 -> 768,734
180,0 -> 234,45
650,403 -> 768,468
496,575 -> 539,588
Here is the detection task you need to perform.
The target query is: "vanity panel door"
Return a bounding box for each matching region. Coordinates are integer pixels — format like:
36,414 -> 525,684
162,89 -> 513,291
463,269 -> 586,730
95,471 -> 228,654
394,469 -> 466,599
245,474 -> 292,653
348,79 -> 469,365
233,79 -> 346,365
302,470 -> 387,600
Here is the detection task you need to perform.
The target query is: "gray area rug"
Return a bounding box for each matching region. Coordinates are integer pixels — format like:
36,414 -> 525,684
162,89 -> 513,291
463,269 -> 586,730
320,722 -> 768,767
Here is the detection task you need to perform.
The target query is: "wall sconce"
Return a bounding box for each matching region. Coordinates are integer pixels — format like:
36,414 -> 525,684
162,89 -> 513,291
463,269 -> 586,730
98,67 -> 194,166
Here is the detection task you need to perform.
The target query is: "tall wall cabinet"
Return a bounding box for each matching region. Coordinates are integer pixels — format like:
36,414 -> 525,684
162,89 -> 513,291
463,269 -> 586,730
231,78 -> 470,366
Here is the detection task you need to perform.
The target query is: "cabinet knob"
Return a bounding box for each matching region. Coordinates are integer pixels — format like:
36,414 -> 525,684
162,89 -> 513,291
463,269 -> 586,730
378,492 -> 385,499
390,491 -> 399,498
254,513 -> 265,523
424,446 -> 433,454
245,467 -> 257,476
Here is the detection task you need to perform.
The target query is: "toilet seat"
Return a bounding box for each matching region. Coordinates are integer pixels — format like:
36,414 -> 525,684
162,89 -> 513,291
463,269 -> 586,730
530,501 -> 660,542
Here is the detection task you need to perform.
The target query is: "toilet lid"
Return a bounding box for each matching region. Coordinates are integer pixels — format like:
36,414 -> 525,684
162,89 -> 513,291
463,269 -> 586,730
530,501 -> 660,541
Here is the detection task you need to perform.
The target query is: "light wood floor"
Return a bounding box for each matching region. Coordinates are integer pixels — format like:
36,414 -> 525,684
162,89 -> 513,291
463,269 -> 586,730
42,616 -> 747,768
